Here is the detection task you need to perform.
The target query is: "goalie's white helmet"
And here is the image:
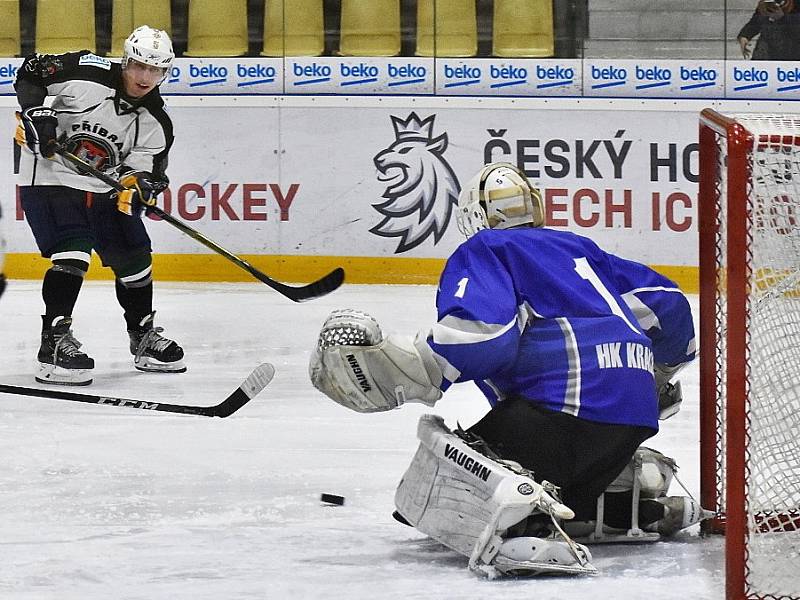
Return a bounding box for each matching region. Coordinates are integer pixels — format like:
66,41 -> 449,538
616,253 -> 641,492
122,26 -> 174,76
456,162 -> 545,238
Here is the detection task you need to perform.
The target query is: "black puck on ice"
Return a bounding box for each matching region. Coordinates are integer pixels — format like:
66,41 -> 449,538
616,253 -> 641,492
320,493 -> 345,505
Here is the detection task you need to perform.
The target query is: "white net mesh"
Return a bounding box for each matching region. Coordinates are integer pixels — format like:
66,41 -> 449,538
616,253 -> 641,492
714,114 -> 800,599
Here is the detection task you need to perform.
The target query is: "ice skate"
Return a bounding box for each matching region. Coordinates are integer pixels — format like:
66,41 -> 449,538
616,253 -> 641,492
493,536 -> 596,577
128,311 -> 186,373
644,496 -> 715,537
36,316 -> 94,385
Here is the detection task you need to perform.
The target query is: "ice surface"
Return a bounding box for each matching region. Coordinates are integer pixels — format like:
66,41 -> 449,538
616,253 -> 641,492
0,281 -> 724,599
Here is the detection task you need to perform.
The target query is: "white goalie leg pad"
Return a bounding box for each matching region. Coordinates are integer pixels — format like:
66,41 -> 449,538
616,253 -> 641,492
309,309 -> 443,413
394,414 -> 596,577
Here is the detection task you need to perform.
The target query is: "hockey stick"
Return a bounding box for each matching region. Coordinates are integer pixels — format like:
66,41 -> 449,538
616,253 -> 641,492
53,146 -> 344,303
0,363 -> 275,418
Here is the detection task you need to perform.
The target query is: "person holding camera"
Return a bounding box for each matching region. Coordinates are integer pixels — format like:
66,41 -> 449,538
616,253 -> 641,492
738,0 -> 800,60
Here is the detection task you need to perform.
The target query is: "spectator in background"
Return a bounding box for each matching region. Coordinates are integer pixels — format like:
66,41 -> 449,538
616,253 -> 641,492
738,0 -> 800,60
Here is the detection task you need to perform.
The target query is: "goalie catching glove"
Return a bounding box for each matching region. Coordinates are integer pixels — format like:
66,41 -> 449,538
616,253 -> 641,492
309,309 -> 443,413
116,171 -> 164,216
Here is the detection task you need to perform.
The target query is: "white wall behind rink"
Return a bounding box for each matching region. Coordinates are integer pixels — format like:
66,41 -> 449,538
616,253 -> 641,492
2,95 -> 799,281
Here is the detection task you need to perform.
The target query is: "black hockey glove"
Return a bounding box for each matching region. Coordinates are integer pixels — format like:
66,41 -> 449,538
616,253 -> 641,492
21,106 -> 59,158
117,171 -> 162,216
657,381 -> 683,420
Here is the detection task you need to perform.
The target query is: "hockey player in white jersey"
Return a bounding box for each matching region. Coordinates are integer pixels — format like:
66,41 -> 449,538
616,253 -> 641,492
310,162 -> 710,576
14,26 -> 184,385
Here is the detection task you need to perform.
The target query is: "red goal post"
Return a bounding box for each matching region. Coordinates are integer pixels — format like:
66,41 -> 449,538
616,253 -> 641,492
698,108 -> 800,600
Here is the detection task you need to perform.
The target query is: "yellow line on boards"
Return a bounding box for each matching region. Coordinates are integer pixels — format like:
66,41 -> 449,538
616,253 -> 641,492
4,253 -> 699,292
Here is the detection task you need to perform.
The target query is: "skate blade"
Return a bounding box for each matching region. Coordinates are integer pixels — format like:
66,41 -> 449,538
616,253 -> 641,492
492,555 -> 598,577
36,363 -> 93,386
134,357 -> 187,373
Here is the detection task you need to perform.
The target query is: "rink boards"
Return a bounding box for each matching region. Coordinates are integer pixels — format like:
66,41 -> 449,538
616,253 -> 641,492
3,94 -> 799,292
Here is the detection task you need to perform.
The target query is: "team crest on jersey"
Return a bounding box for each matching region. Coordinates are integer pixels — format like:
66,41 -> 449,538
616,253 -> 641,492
65,136 -> 117,171
371,113 -> 460,253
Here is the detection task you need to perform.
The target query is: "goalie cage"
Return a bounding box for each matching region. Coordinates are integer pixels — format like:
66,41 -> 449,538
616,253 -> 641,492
699,109 -> 800,600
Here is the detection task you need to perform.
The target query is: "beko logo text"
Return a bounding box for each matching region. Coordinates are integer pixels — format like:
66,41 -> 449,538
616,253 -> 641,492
341,63 -> 379,77
636,66 -> 670,81
591,66 -> 626,80
537,65 -> 575,79
388,64 -> 426,77
777,67 -> 800,82
733,67 -> 768,82
444,65 -> 481,79
190,64 -> 228,78
680,66 -> 716,81
293,63 -> 332,77
237,64 -> 277,78
490,65 -> 527,79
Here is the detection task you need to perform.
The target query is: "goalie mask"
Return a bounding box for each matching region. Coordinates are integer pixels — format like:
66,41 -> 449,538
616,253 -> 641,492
122,26 -> 174,81
456,162 -> 545,238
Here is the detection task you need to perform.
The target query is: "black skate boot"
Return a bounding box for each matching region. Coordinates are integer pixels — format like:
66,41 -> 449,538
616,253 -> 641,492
128,311 -> 186,373
36,316 -> 95,385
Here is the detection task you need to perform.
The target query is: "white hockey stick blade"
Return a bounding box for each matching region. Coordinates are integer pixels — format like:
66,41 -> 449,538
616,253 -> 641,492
213,362 -> 276,417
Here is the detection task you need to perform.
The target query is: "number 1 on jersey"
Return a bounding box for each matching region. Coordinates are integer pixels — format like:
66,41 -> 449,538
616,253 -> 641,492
574,257 -> 640,334
454,277 -> 469,298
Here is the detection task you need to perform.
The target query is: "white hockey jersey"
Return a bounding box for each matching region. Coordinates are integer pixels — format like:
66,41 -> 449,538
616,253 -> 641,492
15,51 -> 173,193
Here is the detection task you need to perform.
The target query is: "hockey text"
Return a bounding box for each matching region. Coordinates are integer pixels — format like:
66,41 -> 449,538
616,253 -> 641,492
15,183 -> 300,222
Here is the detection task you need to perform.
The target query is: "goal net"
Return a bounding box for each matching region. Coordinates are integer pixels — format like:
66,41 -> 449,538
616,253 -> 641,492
698,109 -> 800,600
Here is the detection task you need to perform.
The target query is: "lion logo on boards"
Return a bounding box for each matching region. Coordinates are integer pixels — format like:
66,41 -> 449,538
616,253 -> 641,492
372,113 -> 459,253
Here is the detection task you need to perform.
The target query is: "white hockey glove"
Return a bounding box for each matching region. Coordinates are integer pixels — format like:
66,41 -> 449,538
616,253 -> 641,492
309,309 -> 443,413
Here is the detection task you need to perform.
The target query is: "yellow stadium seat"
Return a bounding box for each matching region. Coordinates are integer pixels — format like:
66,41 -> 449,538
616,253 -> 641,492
0,0 -> 20,56
262,0 -> 324,57
339,0 -> 400,57
493,0 -> 554,58
416,0 -> 477,57
185,0 -> 248,57
36,0 -> 96,54
110,0 -> 172,56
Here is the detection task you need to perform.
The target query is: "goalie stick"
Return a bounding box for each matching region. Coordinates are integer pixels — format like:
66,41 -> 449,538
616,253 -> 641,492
0,363 -> 275,418
54,146 -> 344,303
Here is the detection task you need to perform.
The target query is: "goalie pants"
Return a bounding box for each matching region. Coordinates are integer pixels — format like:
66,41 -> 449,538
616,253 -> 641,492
468,397 -> 656,522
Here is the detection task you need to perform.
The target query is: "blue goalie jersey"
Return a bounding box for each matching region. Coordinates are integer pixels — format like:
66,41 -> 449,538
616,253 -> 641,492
426,228 -> 696,430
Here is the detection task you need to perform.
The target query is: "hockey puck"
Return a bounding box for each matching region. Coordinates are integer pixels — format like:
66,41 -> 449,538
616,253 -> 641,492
320,493 -> 345,505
